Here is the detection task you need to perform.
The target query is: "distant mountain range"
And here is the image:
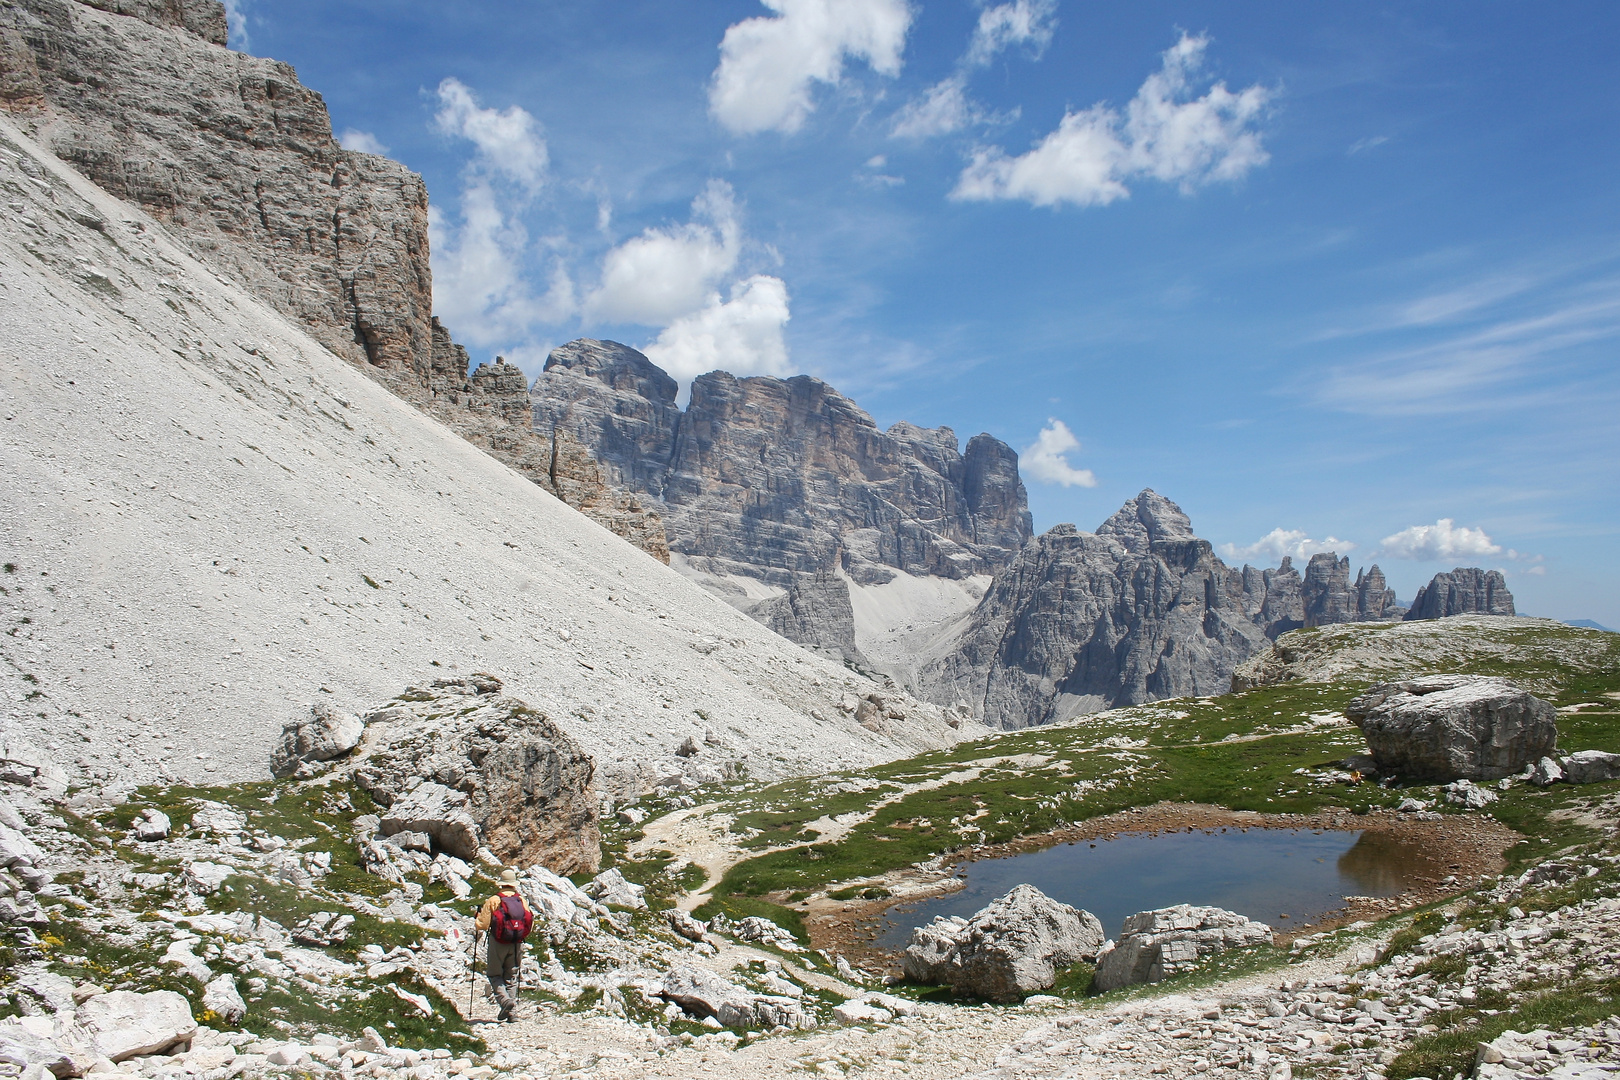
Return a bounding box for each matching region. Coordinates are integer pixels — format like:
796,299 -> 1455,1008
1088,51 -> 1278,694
1567,619 -> 1617,633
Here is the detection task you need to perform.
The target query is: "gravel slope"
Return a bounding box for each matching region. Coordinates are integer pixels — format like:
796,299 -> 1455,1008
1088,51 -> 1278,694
0,115 -> 964,794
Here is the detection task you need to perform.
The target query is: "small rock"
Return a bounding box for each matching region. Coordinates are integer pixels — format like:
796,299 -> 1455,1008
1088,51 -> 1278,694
584,868 -> 647,911
132,809 -> 171,842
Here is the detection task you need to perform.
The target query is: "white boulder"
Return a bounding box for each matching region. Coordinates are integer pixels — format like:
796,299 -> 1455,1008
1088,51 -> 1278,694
1093,905 -> 1272,992
74,990 -> 198,1061
269,704 -> 363,778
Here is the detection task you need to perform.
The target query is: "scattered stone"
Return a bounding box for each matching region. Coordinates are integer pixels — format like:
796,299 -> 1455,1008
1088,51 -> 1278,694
1444,779 -> 1500,809
1346,675 -> 1558,781
292,912 -> 355,946
660,964 -> 810,1030
584,868 -> 647,911
182,861 -> 232,895
202,975 -> 246,1025
1093,905 -> 1273,992
132,808 -> 171,842
665,909 -> 711,943
832,1001 -> 892,1025
1559,750 -> 1620,785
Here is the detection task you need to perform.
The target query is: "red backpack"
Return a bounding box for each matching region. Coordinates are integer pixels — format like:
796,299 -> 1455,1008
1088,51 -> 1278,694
490,894 -> 533,944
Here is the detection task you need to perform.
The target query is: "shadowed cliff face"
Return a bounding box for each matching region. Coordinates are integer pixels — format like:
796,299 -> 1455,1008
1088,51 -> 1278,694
917,491 -> 1309,728
532,339 -> 1034,586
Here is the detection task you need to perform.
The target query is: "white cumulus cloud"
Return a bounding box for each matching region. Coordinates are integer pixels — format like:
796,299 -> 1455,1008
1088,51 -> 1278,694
586,181 -> 744,326
428,184 -> 576,348
1020,419 -> 1097,487
1378,519 -> 1506,562
966,0 -> 1057,67
1220,529 -> 1356,565
644,275 -> 792,383
338,129 -> 389,156
953,33 -> 1270,207
709,0 -> 914,135
223,0 -> 250,51
433,78 -> 549,192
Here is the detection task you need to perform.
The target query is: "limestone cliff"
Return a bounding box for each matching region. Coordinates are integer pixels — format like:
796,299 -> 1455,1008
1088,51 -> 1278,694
0,0 -> 667,559
532,339 -> 1032,658
1406,568 -> 1515,620
1301,553 -> 1403,626
914,491 -> 1376,728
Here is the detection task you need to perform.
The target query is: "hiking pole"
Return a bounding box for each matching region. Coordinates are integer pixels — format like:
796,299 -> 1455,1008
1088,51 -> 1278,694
468,930 -> 479,1018
514,940 -> 522,1016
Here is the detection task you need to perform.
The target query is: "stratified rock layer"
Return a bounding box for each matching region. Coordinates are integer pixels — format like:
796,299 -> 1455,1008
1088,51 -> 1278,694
918,491 -> 1309,727
1303,554 -> 1403,626
1406,568 -> 1515,621
531,339 -> 1033,620
1345,674 -> 1557,782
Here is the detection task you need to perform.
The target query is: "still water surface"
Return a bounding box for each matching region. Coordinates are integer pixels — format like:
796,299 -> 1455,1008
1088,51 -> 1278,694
876,828 -> 1426,949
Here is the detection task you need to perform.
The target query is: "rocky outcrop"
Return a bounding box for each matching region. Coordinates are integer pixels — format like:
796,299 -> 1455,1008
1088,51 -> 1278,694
0,1 -> 668,561
901,884 -> 1105,1001
1302,555 -> 1403,627
1092,905 -> 1273,992
0,0 -> 434,377
346,675 -> 601,874
1345,675 -> 1558,782
75,989 -> 198,1060
268,703 -> 363,778
918,491 -> 1307,727
531,339 -> 1033,657
756,573 -> 868,665
1406,568 -> 1515,620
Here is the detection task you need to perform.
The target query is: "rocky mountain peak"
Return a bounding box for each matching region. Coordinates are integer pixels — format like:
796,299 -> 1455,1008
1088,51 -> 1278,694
1406,567 -> 1515,620
1095,489 -> 1197,553
545,338 -> 678,404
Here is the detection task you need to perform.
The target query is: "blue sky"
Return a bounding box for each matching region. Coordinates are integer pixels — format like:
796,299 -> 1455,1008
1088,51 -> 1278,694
234,1 -> 1619,625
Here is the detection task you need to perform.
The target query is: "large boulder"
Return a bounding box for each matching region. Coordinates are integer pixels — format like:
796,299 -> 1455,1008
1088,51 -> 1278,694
1559,750 -> 1620,785
901,884 -> 1105,1001
583,869 -> 646,911
1345,675 -> 1558,782
349,676 -> 600,873
269,704 -> 364,778
659,964 -> 810,1030
1093,905 -> 1272,992
74,990 -> 197,1061
901,915 -> 968,984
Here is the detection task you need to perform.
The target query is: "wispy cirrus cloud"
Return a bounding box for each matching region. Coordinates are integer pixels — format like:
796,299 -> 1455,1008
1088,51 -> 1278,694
892,0 -> 1053,139
1311,277 -> 1620,416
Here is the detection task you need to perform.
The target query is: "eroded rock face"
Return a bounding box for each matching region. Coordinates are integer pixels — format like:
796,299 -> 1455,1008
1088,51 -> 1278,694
1406,568 -> 1515,621
0,4 -> 668,562
1346,675 -> 1558,782
919,492 -> 1299,727
902,884 -> 1105,1001
1092,905 -> 1273,992
531,340 -> 1033,656
347,675 -> 600,874
1303,555 -> 1403,627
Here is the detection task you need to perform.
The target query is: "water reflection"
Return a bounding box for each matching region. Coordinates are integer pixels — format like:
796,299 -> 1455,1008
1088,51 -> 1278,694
876,828 -> 1426,950
1338,831 -> 1430,895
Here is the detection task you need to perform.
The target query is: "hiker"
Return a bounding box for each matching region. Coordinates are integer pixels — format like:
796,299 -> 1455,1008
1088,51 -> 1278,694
474,868 -> 534,1022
